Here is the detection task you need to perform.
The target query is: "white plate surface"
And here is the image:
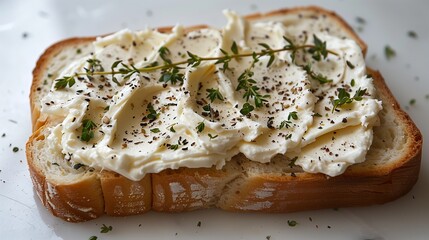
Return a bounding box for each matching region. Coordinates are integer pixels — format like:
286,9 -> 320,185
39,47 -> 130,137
1,0 -> 428,239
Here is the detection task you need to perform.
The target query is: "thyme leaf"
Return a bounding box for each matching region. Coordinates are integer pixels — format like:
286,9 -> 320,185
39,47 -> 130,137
332,88 -> 367,112
308,34 -> 328,61
187,51 -> 202,67
384,45 -> 396,60
196,122 -> 205,133
215,49 -> 232,72
206,88 -> 224,102
208,133 -> 218,139
159,67 -> 184,85
240,102 -> 254,115
288,111 -> 298,120
158,46 -> 172,64
100,224 -> 113,233
54,75 -> 76,90
146,103 -> 159,121
81,119 -> 96,142
231,41 -> 239,55
110,60 -> 123,86
303,64 -> 333,84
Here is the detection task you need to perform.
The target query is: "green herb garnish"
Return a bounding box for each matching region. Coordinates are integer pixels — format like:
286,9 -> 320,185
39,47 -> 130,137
150,128 -> 160,133
215,49 -> 233,72
288,111 -> 298,120
168,144 -> 179,150
308,34 -> 328,61
158,46 -> 172,64
332,88 -> 367,112
146,103 -> 159,121
169,124 -> 176,133
384,45 -> 396,60
408,31 -> 418,39
12,147 -> 19,152
159,67 -> 185,85
55,38 -> 338,93
231,41 -> 239,54
54,75 -> 76,90
110,60 -> 123,86
240,102 -> 255,115
287,220 -> 298,227
73,163 -> 85,170
356,17 -> 366,24
196,122 -> 205,133
100,224 -> 112,233
236,69 -> 270,110
346,60 -> 355,69
118,62 -> 140,80
208,133 -> 218,139
279,120 -> 291,129
187,51 -> 202,67
81,119 -> 96,142
85,58 -> 104,80
258,43 -> 276,67
303,64 -> 333,84
206,88 -> 224,102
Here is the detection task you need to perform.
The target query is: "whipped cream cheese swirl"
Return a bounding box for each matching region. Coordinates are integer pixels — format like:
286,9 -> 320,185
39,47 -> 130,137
41,11 -> 382,181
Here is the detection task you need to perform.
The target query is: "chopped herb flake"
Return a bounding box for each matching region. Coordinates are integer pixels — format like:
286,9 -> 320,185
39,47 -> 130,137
150,128 -> 160,133
384,45 -> 396,60
240,102 -> 255,115
287,220 -> 298,227
408,31 -> 418,39
81,119 -> 96,142
208,133 -> 218,139
196,122 -> 205,133
356,17 -> 366,24
206,88 -> 224,102
100,224 -> 113,233
346,60 -> 355,69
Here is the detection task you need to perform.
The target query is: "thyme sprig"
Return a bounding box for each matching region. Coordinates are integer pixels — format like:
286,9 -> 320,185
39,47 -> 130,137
54,35 -> 337,90
332,88 -> 367,112
236,68 -> 270,109
54,36 -> 337,118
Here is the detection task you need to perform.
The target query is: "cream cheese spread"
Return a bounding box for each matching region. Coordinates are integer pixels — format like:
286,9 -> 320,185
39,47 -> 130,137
41,10 -> 382,181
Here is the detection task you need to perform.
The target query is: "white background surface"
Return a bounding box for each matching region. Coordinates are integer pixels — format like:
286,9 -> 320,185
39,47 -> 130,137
0,0 -> 428,239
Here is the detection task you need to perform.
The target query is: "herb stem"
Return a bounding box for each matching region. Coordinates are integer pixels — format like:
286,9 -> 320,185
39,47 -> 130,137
74,45 -> 338,76
294,45 -> 339,56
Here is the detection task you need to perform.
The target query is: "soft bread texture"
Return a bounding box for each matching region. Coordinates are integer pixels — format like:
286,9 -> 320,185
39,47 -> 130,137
27,6 -> 422,222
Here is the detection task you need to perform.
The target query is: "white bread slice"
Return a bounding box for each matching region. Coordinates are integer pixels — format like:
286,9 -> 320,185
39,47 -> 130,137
27,6 -> 422,222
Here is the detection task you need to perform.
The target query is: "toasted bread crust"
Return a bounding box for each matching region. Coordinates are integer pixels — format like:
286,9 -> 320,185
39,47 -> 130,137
100,172 -> 151,216
26,6 -> 422,222
26,126 -> 105,222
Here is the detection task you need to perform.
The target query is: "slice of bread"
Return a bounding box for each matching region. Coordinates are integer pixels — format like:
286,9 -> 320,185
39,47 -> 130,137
27,6 -> 422,222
